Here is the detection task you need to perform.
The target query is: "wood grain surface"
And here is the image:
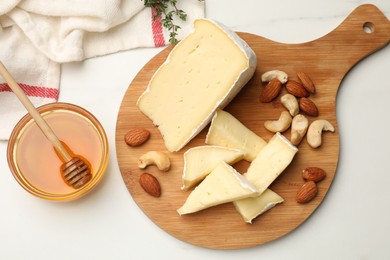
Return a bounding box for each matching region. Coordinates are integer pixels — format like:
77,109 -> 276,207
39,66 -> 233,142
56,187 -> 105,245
115,4 -> 390,249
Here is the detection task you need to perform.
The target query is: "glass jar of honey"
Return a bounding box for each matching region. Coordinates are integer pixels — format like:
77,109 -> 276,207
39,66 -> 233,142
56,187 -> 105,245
7,102 -> 109,201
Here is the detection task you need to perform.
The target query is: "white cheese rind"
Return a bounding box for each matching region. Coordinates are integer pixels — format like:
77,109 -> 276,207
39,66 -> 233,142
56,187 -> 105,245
205,109 -> 267,161
137,19 -> 257,152
182,145 -> 244,191
234,189 -> 284,223
177,161 -> 258,215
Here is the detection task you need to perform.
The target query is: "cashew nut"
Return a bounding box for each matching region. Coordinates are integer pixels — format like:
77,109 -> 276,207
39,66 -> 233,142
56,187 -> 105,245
264,111 -> 292,132
261,70 -> 288,84
138,151 -> 171,171
290,114 -> 309,145
307,120 -> 335,148
281,94 -> 299,116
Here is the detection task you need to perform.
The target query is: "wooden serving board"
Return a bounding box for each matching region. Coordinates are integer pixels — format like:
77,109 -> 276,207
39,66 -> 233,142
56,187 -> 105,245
116,4 -> 390,249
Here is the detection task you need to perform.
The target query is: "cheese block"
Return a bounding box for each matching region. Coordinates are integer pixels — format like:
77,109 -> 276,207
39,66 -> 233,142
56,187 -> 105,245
182,146 -> 244,191
177,161 -> 258,215
233,133 -> 298,217
234,189 -> 284,223
205,109 -> 267,161
137,19 -> 257,152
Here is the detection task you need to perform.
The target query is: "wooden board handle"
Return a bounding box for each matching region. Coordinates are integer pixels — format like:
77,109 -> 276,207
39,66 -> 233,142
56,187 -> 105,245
317,4 -> 390,80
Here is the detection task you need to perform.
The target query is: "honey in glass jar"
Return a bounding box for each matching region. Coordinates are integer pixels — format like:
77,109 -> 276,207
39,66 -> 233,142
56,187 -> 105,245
7,102 -> 109,201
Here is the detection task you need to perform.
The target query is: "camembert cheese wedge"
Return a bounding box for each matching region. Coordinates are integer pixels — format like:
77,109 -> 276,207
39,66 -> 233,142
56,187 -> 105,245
137,19 -> 257,152
233,132 -> 298,219
205,109 -> 267,161
177,161 -> 258,215
243,132 -> 298,191
182,146 -> 244,191
234,189 -> 284,223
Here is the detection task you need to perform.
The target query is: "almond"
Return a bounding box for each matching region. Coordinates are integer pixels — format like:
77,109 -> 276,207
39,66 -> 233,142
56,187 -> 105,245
297,72 -> 316,94
299,97 -> 318,117
139,173 -> 161,197
286,80 -> 309,97
259,78 -> 282,103
296,181 -> 318,203
302,167 -> 326,182
125,128 -> 150,146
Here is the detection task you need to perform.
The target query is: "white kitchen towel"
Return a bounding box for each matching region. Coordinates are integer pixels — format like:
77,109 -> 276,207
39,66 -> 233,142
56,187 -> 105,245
0,0 -> 205,140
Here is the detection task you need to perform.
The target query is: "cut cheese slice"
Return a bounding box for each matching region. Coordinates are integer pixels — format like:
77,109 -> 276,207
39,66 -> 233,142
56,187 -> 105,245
137,19 -> 257,152
182,145 -> 244,191
177,161 -> 258,215
205,109 -> 267,161
243,132 -> 298,191
233,132 -> 298,219
234,189 -> 284,223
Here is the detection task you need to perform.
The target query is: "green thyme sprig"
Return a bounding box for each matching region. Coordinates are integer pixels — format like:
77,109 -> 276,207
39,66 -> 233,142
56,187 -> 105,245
144,0 -> 187,44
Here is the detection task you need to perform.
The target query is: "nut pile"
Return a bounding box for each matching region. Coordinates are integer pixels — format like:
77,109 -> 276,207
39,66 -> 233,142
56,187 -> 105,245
124,128 -> 171,197
260,70 -> 335,148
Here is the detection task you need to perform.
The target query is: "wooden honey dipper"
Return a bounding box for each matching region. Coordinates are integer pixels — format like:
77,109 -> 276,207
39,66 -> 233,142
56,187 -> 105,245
0,61 -> 92,189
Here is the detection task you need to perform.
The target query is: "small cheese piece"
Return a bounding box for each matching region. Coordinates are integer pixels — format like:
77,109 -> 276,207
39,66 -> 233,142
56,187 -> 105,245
177,161 -> 258,215
234,189 -> 284,223
205,109 -> 267,161
182,146 -> 244,191
137,19 -> 257,152
233,133 -> 298,220
243,132 -> 298,191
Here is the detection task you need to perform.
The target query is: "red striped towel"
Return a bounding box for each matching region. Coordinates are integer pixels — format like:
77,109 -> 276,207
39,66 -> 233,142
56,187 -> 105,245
0,0 -> 204,140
